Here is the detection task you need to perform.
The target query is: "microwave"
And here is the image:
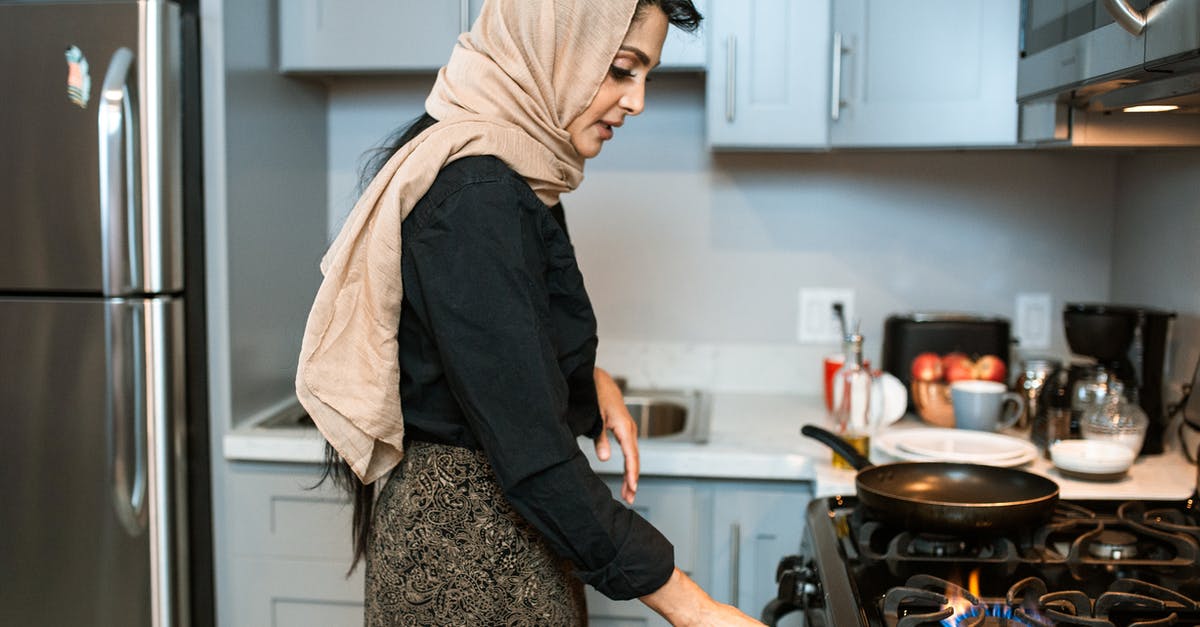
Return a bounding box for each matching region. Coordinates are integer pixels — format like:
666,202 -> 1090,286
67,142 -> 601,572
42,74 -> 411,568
1017,0 -> 1200,145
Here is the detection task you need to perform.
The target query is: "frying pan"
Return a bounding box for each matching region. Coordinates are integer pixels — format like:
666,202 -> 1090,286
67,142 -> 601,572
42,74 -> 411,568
803,425 -> 1060,534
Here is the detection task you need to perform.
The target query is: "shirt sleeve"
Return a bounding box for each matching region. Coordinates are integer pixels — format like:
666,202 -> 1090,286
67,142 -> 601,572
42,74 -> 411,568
404,178 -> 675,600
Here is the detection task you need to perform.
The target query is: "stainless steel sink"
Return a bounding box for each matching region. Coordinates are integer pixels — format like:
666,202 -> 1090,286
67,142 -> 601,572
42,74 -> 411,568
258,389 -> 711,443
622,388 -> 711,443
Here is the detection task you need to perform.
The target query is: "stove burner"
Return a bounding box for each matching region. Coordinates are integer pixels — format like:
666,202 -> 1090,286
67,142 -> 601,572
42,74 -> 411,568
908,534 -> 968,558
1086,530 -> 1140,560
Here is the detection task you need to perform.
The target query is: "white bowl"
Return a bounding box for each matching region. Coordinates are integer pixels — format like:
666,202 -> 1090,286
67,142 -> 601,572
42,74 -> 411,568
1050,439 -> 1135,480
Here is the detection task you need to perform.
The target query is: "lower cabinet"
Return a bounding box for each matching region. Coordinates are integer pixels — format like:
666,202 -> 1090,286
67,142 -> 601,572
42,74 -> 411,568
706,482 -> 812,619
222,462 -> 811,626
585,477 -> 812,625
224,462 -> 364,627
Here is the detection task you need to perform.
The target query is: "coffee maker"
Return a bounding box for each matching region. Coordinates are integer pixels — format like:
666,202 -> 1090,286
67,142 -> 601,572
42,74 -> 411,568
1063,303 -> 1176,454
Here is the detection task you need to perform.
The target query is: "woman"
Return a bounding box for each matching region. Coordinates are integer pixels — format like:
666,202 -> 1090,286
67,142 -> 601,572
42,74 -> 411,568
297,0 -> 762,624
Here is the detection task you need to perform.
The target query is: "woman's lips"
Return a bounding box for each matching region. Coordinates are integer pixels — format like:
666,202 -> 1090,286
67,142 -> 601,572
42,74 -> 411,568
595,122 -> 614,140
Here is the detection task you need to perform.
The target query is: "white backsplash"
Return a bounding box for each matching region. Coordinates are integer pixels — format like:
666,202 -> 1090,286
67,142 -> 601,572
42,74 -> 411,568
597,340 -> 823,395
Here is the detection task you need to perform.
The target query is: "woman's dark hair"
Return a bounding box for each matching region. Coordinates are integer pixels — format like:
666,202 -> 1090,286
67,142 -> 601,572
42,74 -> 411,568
636,0 -> 703,32
321,0 -> 703,575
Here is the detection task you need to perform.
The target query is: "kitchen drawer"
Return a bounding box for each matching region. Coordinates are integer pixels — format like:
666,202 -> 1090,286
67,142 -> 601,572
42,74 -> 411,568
226,462 -> 354,562
227,556 -> 364,627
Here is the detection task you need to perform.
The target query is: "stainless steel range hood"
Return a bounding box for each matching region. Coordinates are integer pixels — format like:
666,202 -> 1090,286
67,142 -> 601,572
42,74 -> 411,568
1018,0 -> 1200,146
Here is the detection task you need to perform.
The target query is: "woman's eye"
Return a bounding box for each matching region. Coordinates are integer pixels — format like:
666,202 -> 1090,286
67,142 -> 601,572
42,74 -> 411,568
609,65 -> 636,79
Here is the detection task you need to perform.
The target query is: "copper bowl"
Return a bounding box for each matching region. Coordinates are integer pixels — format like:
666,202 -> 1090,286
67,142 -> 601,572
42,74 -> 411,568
911,380 -> 954,427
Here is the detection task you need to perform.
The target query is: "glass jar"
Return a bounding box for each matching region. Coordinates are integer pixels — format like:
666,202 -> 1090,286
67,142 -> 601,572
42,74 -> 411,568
1071,365 -> 1112,437
1081,381 -> 1149,455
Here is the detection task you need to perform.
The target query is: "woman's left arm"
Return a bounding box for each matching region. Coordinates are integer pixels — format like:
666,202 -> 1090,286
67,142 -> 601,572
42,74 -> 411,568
593,367 -> 639,504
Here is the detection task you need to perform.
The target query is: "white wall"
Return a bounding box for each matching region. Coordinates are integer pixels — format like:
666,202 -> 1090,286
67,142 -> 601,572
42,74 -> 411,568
1111,150 -> 1200,400
327,75 -> 1119,393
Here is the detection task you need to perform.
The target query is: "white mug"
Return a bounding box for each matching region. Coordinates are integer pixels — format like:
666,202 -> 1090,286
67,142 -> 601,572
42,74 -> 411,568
950,380 -> 1024,431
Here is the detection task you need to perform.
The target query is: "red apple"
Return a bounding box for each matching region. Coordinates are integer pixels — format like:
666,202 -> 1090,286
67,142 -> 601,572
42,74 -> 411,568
911,352 -> 944,382
942,352 -> 976,382
973,354 -> 1007,383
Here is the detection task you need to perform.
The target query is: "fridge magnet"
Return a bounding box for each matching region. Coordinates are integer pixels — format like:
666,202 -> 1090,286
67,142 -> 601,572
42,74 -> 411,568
65,45 -> 91,109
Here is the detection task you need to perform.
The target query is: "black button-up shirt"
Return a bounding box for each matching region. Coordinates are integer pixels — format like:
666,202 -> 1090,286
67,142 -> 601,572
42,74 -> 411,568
396,155 -> 674,600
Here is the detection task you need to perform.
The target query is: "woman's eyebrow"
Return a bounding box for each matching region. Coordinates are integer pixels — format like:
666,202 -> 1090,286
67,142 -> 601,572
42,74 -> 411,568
619,44 -> 658,68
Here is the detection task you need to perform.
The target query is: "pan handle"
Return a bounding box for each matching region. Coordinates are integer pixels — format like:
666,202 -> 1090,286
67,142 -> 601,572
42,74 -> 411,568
801,425 -> 875,470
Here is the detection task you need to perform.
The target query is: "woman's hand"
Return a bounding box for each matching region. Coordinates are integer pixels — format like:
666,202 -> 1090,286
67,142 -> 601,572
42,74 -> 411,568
641,568 -> 766,626
593,367 -> 639,504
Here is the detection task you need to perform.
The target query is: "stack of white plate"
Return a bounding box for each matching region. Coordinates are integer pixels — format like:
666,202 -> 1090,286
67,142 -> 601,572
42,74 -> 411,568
875,428 -> 1038,467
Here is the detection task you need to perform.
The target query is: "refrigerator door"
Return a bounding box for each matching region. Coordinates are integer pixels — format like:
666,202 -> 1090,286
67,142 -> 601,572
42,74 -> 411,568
0,1 -> 182,296
0,296 -> 185,627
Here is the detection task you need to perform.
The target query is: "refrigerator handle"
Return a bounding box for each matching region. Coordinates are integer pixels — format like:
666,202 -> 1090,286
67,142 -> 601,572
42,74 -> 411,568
106,301 -> 149,536
98,47 -> 141,297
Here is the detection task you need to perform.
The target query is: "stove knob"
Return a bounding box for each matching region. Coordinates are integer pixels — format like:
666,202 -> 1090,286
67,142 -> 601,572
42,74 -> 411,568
775,554 -> 804,582
797,564 -> 822,608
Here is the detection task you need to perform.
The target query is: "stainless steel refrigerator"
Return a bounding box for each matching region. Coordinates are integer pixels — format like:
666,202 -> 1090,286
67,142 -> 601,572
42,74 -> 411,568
0,1 -> 210,626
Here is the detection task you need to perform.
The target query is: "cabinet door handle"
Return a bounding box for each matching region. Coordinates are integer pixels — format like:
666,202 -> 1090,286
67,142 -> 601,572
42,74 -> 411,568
729,523 -> 741,608
830,31 -> 844,121
460,0 -> 470,33
725,35 -> 737,123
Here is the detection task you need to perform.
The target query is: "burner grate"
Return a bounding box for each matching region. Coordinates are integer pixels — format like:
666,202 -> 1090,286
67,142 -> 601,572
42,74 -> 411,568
880,575 -> 1200,627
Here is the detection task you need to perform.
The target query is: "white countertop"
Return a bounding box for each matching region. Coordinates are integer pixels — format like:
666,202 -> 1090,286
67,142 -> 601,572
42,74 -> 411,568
224,394 -> 1198,501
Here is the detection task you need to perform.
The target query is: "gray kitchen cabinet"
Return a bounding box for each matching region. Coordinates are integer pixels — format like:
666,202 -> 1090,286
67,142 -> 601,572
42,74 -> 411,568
278,0 -> 474,73
659,0 -> 709,70
705,0 -> 833,149
585,477 -> 712,626
829,0 -> 1019,147
707,481 -> 811,618
279,0 -> 703,74
585,476 -> 811,625
705,0 -> 1020,149
224,462 -> 364,626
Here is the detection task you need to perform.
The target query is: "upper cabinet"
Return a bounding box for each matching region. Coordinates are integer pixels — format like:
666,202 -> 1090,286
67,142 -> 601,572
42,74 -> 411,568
830,0 -> 1019,147
279,0 -> 705,74
278,0 -> 483,73
706,0 -> 1021,149
659,0 -> 710,70
704,0 -> 832,148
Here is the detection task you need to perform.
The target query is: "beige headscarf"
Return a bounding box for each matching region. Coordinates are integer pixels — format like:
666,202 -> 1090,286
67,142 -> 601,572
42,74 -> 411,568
296,0 -> 640,484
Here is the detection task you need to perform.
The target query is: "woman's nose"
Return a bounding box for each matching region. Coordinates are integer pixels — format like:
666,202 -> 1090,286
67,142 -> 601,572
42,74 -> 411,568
619,82 -> 645,116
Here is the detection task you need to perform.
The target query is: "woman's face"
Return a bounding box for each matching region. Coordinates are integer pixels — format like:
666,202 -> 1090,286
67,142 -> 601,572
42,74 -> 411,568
566,7 -> 669,159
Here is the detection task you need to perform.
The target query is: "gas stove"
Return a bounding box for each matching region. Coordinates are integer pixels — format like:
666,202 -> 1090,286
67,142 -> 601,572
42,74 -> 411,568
766,495 -> 1200,626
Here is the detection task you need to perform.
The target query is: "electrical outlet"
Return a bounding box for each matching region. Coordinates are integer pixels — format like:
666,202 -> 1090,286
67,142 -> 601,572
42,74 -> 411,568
1015,292 -> 1053,350
798,288 -> 855,344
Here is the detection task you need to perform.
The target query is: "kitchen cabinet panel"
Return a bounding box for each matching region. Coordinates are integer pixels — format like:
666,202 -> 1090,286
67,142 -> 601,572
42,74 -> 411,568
585,477 -> 710,627
708,482 -> 810,618
659,0 -> 709,70
829,0 -> 1019,147
228,556 -> 363,627
279,0 -> 704,74
705,0 -> 832,148
226,462 -> 354,561
278,0 -> 468,73
706,0 -> 1020,149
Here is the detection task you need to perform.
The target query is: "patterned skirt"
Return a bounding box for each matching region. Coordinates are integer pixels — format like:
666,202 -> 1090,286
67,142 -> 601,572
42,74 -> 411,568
364,441 -> 587,626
